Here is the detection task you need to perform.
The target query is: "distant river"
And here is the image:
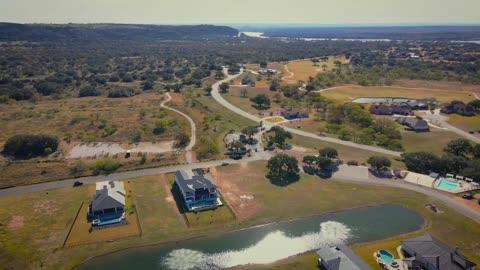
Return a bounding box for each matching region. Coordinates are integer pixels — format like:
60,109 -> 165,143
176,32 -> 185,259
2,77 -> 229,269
78,204 -> 424,270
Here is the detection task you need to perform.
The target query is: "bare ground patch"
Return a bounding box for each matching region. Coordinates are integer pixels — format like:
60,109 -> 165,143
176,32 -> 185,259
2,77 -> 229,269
7,216 -> 24,231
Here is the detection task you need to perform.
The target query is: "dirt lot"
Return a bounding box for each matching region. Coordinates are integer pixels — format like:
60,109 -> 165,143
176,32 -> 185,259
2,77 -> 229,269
210,165 -> 258,221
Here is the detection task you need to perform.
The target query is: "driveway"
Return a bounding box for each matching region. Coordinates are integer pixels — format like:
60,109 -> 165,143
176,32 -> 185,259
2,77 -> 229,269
423,109 -> 480,144
212,68 -> 402,157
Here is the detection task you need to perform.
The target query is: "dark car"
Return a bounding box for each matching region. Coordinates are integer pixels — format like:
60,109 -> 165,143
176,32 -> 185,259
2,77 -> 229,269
462,193 -> 474,200
73,181 -> 83,187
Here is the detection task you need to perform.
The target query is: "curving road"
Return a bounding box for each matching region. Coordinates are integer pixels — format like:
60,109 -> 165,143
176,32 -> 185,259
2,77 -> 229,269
212,68 -> 402,157
161,92 -> 196,163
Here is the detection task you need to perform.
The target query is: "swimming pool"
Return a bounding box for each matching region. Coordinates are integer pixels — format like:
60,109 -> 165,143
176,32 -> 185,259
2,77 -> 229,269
437,178 -> 460,192
378,249 -> 394,264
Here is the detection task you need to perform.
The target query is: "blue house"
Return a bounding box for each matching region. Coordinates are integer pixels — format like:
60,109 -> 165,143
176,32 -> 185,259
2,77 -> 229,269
174,170 -> 220,212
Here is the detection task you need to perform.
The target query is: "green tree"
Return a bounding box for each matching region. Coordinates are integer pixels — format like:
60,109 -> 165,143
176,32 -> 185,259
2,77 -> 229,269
462,159 -> 480,182
444,139 -> 473,157
441,155 -> 468,174
153,119 -> 169,135
401,152 -> 443,174
269,79 -> 280,91
266,154 -> 300,185
316,156 -> 334,171
203,86 -> 213,96
250,94 -> 271,109
302,155 -> 317,168
3,134 -> 59,159
337,128 -> 352,141
78,85 -> 100,97
142,80 -> 154,90
319,147 -> 338,158
367,156 -> 391,171
174,131 -> 191,148
269,126 -> 292,146
219,82 -> 230,93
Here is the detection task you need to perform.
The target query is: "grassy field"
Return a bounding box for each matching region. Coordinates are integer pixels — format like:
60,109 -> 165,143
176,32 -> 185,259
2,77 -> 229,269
223,86 -> 283,116
0,93 -> 189,146
447,114 -> 480,133
401,128 -> 466,155
283,57 -> 349,84
395,79 -> 480,95
287,134 -> 405,168
321,85 -> 476,103
2,162 -> 480,269
64,181 -> 140,247
184,204 -> 236,227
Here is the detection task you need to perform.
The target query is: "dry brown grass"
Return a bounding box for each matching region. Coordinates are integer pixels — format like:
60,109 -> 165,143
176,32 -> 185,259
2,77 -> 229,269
283,57 -> 349,84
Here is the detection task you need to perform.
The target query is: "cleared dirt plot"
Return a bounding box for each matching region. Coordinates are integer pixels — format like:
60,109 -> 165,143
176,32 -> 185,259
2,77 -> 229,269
0,93 -> 189,146
321,85 -> 476,103
68,141 -> 175,158
283,56 -> 349,84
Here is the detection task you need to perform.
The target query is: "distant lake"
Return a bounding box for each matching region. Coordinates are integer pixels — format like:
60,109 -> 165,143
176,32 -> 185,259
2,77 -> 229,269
78,204 -> 424,270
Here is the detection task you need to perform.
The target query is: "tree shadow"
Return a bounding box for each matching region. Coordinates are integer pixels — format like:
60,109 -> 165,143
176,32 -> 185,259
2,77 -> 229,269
317,164 -> 340,179
266,172 -> 300,187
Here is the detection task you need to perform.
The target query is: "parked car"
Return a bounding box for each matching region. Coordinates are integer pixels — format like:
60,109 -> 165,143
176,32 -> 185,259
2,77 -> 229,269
281,144 -> 293,150
222,161 -> 230,166
73,181 -> 83,187
462,193 -> 474,200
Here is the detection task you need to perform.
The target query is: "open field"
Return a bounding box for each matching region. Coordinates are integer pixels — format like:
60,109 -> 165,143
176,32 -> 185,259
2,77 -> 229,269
447,114 -> 480,133
395,79 -> 480,96
287,134 -> 405,168
2,161 -> 480,269
321,85 -> 476,103
223,86 -> 283,116
0,93 -> 189,147
184,204 -> 236,227
283,57 -> 349,84
64,181 -> 140,247
401,128 -> 466,155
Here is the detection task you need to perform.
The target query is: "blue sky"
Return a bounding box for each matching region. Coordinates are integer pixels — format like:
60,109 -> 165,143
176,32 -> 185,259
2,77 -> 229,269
1,0 -> 479,25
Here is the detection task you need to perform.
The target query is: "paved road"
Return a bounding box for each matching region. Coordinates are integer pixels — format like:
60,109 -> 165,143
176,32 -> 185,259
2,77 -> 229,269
161,92 -> 197,163
0,155 -> 268,197
423,109 -> 480,144
212,68 -> 402,157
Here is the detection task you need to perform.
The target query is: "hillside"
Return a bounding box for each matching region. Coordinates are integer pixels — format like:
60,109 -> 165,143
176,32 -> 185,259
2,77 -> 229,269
0,23 -> 239,42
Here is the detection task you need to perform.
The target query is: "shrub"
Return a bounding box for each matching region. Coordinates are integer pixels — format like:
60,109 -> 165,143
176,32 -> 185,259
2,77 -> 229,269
94,159 -> 121,174
107,87 -> 137,98
3,134 -> 59,159
79,85 -> 100,97
347,160 -> 359,166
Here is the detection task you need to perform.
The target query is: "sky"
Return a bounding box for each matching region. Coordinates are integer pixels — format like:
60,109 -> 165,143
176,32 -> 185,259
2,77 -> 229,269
1,0 -> 479,25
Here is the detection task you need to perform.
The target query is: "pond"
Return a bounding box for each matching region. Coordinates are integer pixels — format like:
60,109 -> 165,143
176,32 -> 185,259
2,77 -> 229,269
353,97 -> 418,104
78,204 -> 424,270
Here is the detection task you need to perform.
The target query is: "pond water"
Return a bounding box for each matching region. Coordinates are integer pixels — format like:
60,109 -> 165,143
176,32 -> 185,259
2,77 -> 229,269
353,97 -> 417,104
78,204 -> 424,270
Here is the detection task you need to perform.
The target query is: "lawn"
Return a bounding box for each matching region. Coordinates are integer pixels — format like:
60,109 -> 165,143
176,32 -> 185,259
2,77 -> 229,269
447,114 -> 480,133
223,86 -> 283,116
287,134 -> 405,168
283,57 -> 349,84
401,128 -> 466,155
3,161 -> 480,270
64,181 -> 140,247
184,204 -> 236,227
321,85 -> 476,103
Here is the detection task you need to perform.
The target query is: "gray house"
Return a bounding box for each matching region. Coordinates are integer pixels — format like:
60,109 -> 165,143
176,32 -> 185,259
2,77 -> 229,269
88,181 -> 126,225
174,170 -> 220,212
317,244 -> 373,270
402,234 -> 476,270
396,116 -> 430,132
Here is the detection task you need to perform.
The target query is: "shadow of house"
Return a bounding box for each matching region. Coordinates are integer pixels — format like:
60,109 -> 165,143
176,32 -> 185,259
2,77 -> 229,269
401,234 -> 476,270
441,101 -> 475,116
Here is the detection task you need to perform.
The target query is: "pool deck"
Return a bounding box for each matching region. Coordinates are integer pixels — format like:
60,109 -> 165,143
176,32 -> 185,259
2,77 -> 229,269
373,248 -> 407,270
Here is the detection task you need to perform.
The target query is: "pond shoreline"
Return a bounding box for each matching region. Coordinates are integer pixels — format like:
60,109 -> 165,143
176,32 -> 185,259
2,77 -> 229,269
72,203 -> 426,269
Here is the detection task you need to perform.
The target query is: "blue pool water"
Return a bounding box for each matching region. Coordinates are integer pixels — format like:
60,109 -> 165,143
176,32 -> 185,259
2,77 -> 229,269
437,178 -> 460,192
379,249 -> 394,264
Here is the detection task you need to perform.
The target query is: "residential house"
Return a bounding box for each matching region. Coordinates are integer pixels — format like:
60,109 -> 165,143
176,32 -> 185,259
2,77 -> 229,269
88,181 -> 126,225
281,108 -> 309,120
396,116 -> 430,132
317,244 -> 373,270
369,104 -> 393,115
441,101 -> 475,116
391,104 -> 411,115
241,78 -> 256,87
174,170 -> 220,212
258,69 -> 278,75
401,234 -> 476,270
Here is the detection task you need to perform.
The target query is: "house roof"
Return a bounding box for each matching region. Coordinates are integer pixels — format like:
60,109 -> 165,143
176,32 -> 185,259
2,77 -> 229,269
402,234 -> 476,270
317,244 -> 373,270
175,170 -> 217,192
281,108 -> 309,117
396,117 -> 429,129
91,181 -> 125,212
